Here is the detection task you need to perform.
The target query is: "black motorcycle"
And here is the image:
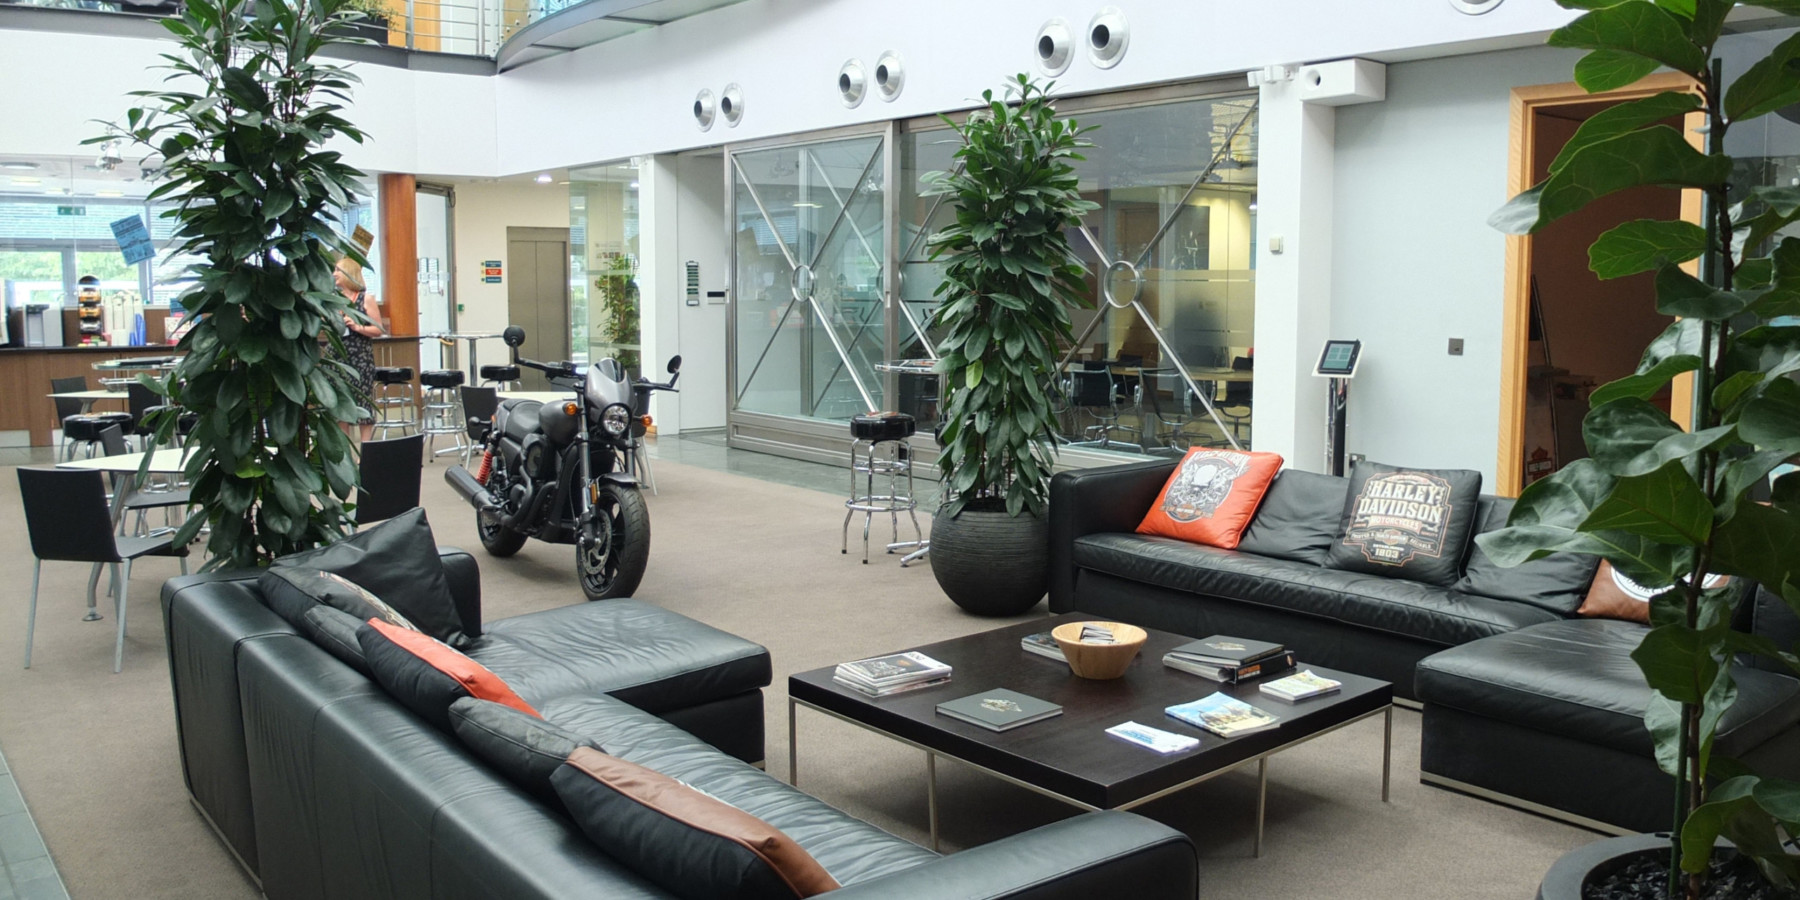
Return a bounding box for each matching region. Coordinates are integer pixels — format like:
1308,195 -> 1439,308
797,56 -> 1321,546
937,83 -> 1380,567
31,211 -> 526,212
445,327 -> 679,601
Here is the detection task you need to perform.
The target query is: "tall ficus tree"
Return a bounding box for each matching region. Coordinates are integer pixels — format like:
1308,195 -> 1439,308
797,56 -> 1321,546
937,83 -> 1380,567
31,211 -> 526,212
1484,1 -> 1800,896
95,0 -> 374,569
924,75 -> 1097,519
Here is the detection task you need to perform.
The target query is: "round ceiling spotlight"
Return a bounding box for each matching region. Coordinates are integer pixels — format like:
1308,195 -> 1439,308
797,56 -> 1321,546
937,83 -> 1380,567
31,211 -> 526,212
1086,7 -> 1129,69
1449,0 -> 1502,13
721,83 -> 745,126
838,59 -> 867,108
1035,19 -> 1073,76
693,89 -> 716,132
873,51 -> 905,102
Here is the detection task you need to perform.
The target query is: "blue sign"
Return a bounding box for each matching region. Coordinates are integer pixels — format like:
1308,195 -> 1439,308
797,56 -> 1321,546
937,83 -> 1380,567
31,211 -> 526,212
110,214 -> 155,265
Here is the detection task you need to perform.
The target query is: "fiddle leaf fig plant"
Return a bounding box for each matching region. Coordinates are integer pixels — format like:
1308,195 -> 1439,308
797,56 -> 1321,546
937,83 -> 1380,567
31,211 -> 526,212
94,0 -> 372,569
1483,2 -> 1800,896
924,74 -> 1097,519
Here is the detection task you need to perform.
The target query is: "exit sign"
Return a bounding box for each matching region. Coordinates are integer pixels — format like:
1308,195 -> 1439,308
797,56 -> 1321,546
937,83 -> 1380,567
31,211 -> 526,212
57,205 -> 86,216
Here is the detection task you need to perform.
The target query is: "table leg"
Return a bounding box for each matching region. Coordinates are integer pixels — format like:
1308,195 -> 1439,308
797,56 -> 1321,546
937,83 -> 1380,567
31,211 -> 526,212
465,338 -> 481,384
1254,757 -> 1267,858
788,697 -> 798,786
1382,706 -> 1393,803
927,751 -> 940,853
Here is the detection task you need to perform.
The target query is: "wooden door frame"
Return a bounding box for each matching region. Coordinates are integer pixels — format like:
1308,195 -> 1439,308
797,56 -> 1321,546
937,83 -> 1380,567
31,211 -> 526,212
1498,72 -> 1702,497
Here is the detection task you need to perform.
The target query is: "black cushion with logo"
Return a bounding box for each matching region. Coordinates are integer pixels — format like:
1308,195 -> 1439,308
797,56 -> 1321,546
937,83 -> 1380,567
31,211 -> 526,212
1325,459 -> 1482,587
300,605 -> 373,675
258,565 -> 421,631
273,509 -> 467,647
447,697 -> 597,805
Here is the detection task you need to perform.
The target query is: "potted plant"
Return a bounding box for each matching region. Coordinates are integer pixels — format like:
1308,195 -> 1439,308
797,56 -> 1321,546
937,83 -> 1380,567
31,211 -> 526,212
922,75 -> 1096,616
96,0 -> 373,569
1484,2 -> 1800,896
595,254 -> 641,375
336,0 -> 390,42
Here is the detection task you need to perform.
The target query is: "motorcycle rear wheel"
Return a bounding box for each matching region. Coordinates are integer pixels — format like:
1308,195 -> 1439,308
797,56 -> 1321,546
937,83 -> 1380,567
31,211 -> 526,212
476,511 -> 528,557
577,482 -> 650,601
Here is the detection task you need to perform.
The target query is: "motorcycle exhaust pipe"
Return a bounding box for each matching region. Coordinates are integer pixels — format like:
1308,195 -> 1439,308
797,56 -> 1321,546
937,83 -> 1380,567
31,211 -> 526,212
445,466 -> 500,513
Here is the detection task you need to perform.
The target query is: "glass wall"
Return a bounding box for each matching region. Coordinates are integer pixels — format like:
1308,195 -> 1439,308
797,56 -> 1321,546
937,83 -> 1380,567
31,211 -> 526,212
568,160 -> 641,373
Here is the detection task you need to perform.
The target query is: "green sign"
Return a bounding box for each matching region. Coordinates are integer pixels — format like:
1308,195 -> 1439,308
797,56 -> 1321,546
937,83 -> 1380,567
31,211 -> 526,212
56,206 -> 87,217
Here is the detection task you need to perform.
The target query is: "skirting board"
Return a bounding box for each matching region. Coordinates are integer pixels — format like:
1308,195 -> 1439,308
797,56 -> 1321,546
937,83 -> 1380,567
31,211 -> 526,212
1419,771 -> 1630,837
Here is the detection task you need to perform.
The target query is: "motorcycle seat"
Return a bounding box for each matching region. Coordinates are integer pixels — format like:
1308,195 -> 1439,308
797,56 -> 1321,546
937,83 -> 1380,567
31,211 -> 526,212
500,398 -> 542,442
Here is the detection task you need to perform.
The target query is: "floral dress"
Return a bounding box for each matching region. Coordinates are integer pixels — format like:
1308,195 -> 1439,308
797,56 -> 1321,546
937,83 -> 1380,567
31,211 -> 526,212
340,291 -> 378,421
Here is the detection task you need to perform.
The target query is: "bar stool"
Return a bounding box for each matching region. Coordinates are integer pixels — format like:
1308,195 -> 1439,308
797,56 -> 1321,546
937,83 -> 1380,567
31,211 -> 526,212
841,412 -> 924,564
479,364 -> 522,391
63,412 -> 135,460
419,369 -> 467,461
372,367 -> 416,437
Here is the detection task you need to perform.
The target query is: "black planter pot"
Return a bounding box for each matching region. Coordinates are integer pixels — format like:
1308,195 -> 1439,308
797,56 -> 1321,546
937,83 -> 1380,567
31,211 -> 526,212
1538,834 -> 1776,900
929,505 -> 1048,616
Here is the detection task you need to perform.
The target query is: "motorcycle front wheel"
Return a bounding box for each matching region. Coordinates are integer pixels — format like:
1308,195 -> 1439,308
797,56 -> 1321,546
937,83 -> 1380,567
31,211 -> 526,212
476,510 -> 528,557
577,481 -> 650,601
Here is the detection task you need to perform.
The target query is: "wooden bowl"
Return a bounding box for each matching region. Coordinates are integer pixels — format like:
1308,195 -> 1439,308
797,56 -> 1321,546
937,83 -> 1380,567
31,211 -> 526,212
1051,621 -> 1148,680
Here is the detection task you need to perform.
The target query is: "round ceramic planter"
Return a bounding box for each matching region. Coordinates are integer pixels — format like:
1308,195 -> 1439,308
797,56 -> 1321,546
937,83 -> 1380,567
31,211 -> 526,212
929,506 -> 1048,616
1538,834 -> 1753,900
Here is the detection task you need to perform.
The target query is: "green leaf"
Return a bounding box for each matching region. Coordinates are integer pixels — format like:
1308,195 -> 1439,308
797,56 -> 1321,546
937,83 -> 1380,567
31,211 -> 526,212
1632,624 -> 1717,705
1549,3 -> 1706,78
1581,461 -> 1713,544
1589,219 -> 1707,278
1550,92 -> 1700,179
1573,48 -> 1664,93
1725,31 -> 1800,121
1655,264 -> 1755,320
1711,501 -> 1800,589
1588,353 -> 1700,406
1682,778 -> 1761,872
1583,397 -> 1681,474
966,360 -> 984,390
1478,458 -> 1687,584
1496,127 -> 1728,235
1739,376 -> 1800,451
1644,693 -> 1684,776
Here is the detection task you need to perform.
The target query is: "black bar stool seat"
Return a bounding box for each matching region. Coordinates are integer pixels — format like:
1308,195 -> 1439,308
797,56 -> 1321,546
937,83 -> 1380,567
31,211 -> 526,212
850,412 -> 917,442
375,366 -> 415,385
479,364 -> 520,384
421,369 -> 465,389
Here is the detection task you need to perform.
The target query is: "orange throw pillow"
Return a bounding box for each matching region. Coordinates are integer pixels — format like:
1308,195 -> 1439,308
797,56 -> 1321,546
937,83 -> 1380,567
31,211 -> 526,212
1577,561 -> 1730,624
361,619 -> 540,720
1137,449 -> 1285,549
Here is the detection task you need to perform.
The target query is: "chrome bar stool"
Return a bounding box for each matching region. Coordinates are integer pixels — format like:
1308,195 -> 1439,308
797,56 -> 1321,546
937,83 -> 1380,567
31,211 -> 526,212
842,412 -> 924,564
479,364 -> 522,391
372,367 -> 416,437
419,369 -> 467,461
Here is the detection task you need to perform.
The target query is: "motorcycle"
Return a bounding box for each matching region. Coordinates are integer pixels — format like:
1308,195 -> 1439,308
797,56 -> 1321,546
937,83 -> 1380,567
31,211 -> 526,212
445,326 -> 679,601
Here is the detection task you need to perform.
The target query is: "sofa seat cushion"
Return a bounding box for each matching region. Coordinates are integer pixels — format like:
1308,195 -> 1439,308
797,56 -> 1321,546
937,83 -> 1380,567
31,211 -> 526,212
1416,619 -> 1800,759
468,600 -> 772,713
1073,533 -> 1559,647
541,694 -> 938,888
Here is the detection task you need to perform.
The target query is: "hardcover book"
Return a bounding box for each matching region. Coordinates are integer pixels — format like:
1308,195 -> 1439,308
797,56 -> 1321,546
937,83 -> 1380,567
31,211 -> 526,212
834,651 -> 952,688
1165,693 -> 1281,738
1259,669 -> 1343,702
1020,631 -> 1066,662
1164,650 -> 1296,684
1166,636 -> 1287,668
935,689 -> 1063,732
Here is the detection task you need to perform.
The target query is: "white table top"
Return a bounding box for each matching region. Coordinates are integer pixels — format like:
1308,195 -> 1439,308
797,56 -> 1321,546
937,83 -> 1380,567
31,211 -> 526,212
49,390 -> 127,401
57,449 -> 193,474
499,391 -> 576,404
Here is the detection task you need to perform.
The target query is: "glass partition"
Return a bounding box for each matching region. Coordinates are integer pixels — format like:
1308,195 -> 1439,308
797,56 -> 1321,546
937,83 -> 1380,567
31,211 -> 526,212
568,160 -> 641,374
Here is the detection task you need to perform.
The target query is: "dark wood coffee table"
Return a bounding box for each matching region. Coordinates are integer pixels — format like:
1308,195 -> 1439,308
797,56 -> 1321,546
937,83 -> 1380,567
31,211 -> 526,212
787,614 -> 1393,854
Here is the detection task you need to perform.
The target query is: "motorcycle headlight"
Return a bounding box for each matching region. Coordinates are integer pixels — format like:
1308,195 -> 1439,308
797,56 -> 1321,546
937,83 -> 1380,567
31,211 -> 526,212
600,403 -> 631,438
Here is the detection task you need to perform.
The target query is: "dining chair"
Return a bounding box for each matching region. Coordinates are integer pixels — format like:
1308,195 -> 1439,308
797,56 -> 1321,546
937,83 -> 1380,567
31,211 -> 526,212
99,424 -> 190,536
356,434 -> 424,527
1217,356 -> 1254,443
18,467 -> 188,673
459,386 -> 500,468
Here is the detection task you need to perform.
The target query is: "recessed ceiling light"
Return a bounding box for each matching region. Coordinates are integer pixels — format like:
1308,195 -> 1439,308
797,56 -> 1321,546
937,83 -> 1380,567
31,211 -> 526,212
10,176 -> 40,185
1,161 -> 38,171
628,181 -> 639,190
534,173 -> 553,184
96,190 -> 125,198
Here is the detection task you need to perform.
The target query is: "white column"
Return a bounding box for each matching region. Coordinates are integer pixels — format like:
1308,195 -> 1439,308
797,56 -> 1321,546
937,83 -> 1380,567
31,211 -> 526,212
637,154 -> 684,434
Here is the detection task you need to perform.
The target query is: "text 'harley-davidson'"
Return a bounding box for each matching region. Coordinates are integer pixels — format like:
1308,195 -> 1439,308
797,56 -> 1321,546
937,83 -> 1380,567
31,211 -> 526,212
444,326 -> 679,601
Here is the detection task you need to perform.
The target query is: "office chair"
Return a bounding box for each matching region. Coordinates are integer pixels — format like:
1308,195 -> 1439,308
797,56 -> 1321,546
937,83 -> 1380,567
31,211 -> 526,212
18,467 -> 188,673
1217,356 -> 1254,444
356,434 -> 425,527
1140,370 -> 1196,454
98,424 -> 190,537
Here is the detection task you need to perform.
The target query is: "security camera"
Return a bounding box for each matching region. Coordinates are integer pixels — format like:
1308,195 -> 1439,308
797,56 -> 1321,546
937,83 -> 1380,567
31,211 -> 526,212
96,140 -> 124,171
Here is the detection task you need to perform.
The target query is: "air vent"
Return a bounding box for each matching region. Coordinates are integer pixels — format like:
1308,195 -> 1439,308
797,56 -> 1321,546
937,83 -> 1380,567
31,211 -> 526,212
1035,19 -> 1072,76
1449,0 -> 1502,13
839,59 -> 867,108
721,83 -> 745,126
693,89 -> 716,131
1086,7 -> 1129,69
874,51 -> 904,101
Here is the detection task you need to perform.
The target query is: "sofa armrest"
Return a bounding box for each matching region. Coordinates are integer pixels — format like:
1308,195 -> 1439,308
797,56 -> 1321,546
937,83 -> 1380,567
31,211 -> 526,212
828,811 -> 1194,900
1049,459 -> 1178,613
437,547 -> 482,639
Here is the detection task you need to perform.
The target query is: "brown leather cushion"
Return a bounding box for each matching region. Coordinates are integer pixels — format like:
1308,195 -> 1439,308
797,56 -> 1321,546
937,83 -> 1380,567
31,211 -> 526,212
552,747 -> 840,898
1577,560 -> 1730,624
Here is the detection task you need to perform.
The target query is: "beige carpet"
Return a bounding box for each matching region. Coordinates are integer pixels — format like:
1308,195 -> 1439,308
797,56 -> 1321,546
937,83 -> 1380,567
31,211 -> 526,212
0,456 -> 1596,899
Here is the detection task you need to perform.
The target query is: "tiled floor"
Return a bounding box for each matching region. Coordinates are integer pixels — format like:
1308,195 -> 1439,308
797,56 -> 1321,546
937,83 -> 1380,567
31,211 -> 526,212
0,750 -> 69,900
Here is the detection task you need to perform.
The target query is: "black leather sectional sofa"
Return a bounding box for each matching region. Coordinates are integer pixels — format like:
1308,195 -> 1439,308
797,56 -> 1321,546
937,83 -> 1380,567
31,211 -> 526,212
161,547 -> 1199,899
1049,459 -> 1800,832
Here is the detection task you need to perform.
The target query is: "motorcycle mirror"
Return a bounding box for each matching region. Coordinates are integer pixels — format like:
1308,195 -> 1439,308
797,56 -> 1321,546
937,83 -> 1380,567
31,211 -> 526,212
667,355 -> 682,375
502,326 -> 527,348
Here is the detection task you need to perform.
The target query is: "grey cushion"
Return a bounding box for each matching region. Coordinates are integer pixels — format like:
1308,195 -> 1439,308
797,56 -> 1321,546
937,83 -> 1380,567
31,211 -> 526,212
448,697 -> 595,806
300,605 -> 371,675
1326,460 -> 1482,587
1237,469 -> 1349,565
274,509 -> 466,647
1455,496 -> 1599,616
258,566 -> 421,631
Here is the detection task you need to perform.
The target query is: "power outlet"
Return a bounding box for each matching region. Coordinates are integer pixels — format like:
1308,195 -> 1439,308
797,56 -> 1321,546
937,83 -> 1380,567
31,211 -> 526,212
1448,337 -> 1465,356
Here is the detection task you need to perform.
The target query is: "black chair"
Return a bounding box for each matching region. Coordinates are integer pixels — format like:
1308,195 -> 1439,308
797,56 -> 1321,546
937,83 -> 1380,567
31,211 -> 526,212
459,386 -> 500,467
99,424 -> 191,536
126,380 -> 167,448
356,434 -> 424,527
1140,370 -> 1195,454
1066,367 -> 1140,450
19,467 -> 188,673
51,375 -> 91,459
1217,356 -> 1254,443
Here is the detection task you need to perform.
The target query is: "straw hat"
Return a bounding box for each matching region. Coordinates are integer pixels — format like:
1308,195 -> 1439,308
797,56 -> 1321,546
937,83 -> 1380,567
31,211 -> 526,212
335,257 -> 366,291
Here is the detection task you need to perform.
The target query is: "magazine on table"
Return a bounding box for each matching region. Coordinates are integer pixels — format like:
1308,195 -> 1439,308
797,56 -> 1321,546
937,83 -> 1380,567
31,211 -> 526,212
1020,631 -> 1067,662
1164,650 -> 1296,684
1259,669 -> 1343,702
1165,692 -> 1281,738
832,674 -> 953,698
834,651 -> 952,689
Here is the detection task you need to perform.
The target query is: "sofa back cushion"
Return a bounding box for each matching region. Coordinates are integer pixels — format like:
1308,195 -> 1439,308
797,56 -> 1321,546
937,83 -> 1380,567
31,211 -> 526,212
274,508 -> 468,647
551,747 -> 840,899
1236,470 -> 1349,566
1135,450 -> 1283,549
358,619 -> 539,731
1325,460 -> 1482,587
1745,586 -> 1800,674
448,697 -> 597,806
1455,496 -> 1599,615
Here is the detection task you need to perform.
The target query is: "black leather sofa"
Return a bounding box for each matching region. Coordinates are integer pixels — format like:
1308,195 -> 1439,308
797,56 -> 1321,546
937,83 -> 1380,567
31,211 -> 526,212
1049,460 -> 1800,832
162,548 -> 1199,899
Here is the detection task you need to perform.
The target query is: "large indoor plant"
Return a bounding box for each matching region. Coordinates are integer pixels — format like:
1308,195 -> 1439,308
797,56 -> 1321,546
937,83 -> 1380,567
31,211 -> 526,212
98,0 -> 373,569
1484,1 -> 1800,896
923,75 -> 1096,615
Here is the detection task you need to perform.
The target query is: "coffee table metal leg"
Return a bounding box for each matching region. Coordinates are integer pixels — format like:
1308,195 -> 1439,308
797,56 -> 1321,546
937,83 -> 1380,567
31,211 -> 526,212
1254,757 -> 1267,858
788,697 -> 798,786
927,751 -> 940,852
1382,705 -> 1393,802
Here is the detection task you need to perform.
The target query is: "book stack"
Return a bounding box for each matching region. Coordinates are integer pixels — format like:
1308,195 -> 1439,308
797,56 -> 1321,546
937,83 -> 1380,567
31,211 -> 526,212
1163,635 -> 1295,684
1165,693 -> 1282,738
1020,631 -> 1067,662
832,651 -> 953,697
1259,669 -> 1343,702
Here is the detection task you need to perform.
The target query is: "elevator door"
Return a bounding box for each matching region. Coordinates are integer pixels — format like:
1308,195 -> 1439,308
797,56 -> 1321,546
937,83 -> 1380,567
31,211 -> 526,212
507,227 -> 571,390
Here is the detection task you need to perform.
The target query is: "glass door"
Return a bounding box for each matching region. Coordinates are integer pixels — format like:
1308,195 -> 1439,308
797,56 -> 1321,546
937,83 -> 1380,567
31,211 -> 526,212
729,131 -> 887,446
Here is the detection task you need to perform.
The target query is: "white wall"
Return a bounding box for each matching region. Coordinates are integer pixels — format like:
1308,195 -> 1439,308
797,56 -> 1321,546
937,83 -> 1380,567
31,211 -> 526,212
674,151 -> 728,431
1330,44 -> 1580,486
450,180 -> 571,340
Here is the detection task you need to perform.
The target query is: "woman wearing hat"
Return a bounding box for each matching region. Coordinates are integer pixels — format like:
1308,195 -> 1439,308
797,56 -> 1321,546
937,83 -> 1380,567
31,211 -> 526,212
330,257 -> 383,441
